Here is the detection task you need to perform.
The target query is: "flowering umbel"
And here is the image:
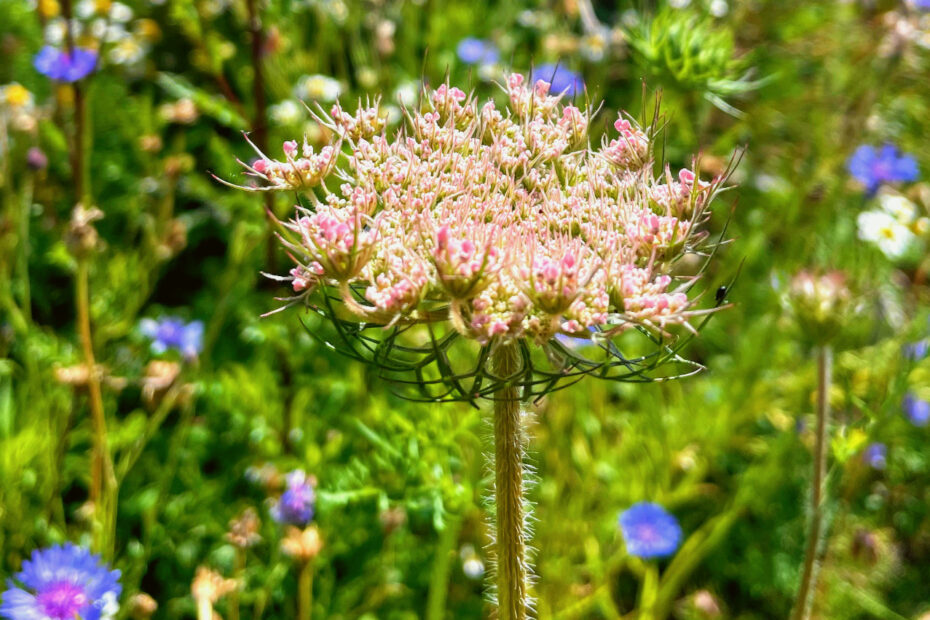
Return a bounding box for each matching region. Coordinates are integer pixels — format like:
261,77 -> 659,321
223,74 -> 733,400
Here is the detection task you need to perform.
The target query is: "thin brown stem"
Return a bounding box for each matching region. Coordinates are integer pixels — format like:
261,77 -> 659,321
492,343 -> 528,620
76,259 -> 116,556
792,345 -> 832,620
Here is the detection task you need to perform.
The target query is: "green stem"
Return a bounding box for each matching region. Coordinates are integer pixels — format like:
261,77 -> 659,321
298,561 -> 313,620
229,547 -> 244,620
792,345 -> 832,620
492,343 -> 528,620
426,513 -> 462,620
638,562 -> 659,620
76,258 -> 117,557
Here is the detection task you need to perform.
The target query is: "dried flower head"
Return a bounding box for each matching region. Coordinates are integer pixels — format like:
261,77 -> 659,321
127,592 -> 157,620
223,74 -> 734,401
280,525 -> 323,563
226,507 -> 262,549
190,567 -> 237,606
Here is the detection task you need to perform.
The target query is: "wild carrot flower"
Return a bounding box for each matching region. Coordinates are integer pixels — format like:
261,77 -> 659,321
224,73 -> 731,399
863,442 -> 887,470
903,393 -> 930,426
271,470 -> 316,526
0,543 -> 121,620
33,46 -> 98,82
456,38 -> 499,65
530,64 -> 584,96
140,317 -> 203,358
847,144 -> 919,194
618,502 -> 683,559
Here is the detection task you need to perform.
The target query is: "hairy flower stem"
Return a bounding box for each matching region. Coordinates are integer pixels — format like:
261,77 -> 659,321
492,343 -> 528,620
298,561 -> 313,620
792,345 -> 832,620
76,258 -> 116,557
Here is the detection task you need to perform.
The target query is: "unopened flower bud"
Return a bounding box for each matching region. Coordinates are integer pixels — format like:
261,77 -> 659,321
787,270 -> 854,344
128,592 -> 158,619
27,146 -> 48,170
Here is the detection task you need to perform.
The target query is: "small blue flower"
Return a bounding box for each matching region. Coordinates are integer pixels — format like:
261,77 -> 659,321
531,64 -> 584,97
140,317 -> 204,358
618,502 -> 682,559
910,0 -> 930,10
903,393 -> 930,426
271,470 -> 316,526
904,340 -> 928,361
33,46 -> 98,83
847,144 -> 919,194
863,442 -> 887,470
0,543 -> 121,620
456,38 -> 499,65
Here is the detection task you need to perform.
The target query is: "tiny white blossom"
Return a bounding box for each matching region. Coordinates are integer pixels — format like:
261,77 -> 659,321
858,210 -> 917,259
295,74 -> 343,103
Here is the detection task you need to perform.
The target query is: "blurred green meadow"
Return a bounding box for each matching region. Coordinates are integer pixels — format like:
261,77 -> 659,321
2,0 -> 930,618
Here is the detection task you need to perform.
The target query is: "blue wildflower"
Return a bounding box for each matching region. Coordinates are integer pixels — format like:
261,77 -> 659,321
140,317 -> 204,358
271,470 -> 316,526
0,543 -> 121,620
33,46 -> 98,83
531,63 -> 584,97
863,442 -> 887,470
618,502 -> 682,559
904,340 -> 928,361
903,393 -> 930,426
456,38 -> 499,65
847,144 -> 919,194
910,0 -> 930,10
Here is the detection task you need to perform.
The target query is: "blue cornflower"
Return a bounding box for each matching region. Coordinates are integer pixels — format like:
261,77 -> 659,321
618,502 -> 682,559
904,340 -> 928,361
910,0 -> 930,10
33,46 -> 98,83
140,317 -> 204,358
456,38 -> 499,65
271,470 -> 316,526
903,393 -> 930,426
531,64 -> 584,97
863,442 -> 887,470
0,543 -> 121,620
847,144 -> 919,194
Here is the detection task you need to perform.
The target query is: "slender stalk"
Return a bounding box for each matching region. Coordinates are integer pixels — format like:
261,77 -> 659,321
196,597 -> 213,620
298,561 -> 313,620
229,547 -> 244,620
492,343 -> 528,620
792,345 -> 832,620
244,0 -> 278,272
426,513 -> 463,620
76,258 -> 117,556
638,562 -> 659,620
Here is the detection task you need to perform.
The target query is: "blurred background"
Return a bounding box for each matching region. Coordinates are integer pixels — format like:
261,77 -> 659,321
1,0 -> 930,617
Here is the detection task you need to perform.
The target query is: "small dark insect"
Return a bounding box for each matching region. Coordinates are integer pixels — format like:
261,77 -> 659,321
716,286 -> 728,303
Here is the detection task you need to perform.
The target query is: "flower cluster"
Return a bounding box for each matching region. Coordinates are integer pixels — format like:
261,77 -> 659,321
231,74 -> 726,355
0,543 -> 121,620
